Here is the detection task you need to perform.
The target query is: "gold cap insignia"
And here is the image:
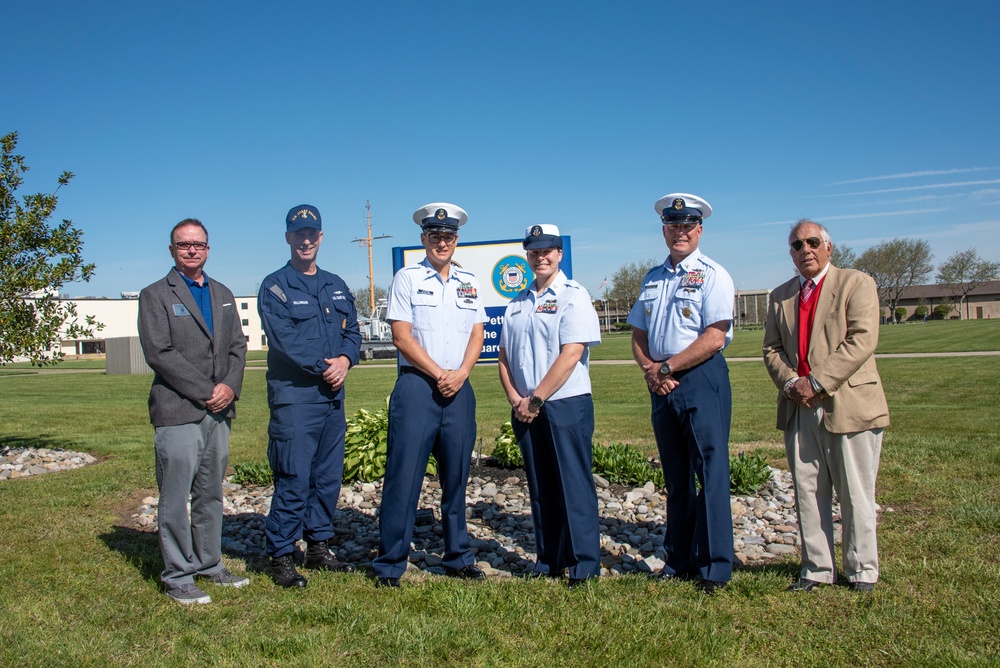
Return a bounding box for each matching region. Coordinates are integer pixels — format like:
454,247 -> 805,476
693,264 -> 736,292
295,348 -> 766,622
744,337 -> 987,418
673,198 -> 685,210
435,208 -> 447,220
531,225 -> 542,236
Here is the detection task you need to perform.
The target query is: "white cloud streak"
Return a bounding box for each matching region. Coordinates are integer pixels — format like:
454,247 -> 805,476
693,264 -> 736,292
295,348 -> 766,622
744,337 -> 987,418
830,168 -> 996,185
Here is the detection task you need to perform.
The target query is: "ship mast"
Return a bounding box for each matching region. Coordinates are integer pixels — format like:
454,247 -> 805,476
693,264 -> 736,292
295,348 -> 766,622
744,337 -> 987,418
351,200 -> 391,315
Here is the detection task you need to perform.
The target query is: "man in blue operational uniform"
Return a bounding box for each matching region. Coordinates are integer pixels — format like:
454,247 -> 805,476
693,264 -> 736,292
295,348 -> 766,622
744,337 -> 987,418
138,218 -> 249,605
627,193 -> 736,594
497,224 -> 602,587
371,202 -> 487,588
258,204 -> 362,588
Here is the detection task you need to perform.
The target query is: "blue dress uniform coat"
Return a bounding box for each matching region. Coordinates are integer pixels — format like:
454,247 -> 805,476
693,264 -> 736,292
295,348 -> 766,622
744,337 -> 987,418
628,249 -> 736,584
372,259 -> 488,579
258,262 -> 361,558
138,268 -> 247,588
500,271 -> 602,580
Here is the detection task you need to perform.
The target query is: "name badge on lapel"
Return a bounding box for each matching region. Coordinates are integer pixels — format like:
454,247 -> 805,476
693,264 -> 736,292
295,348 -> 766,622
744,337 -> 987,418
172,303 -> 191,317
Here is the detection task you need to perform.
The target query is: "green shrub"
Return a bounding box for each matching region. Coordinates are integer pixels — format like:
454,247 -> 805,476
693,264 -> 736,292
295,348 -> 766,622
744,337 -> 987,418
592,442 -> 664,487
913,304 -> 929,318
894,306 -> 907,323
232,459 -> 273,487
343,402 -> 437,483
729,451 -> 771,495
491,421 -> 523,468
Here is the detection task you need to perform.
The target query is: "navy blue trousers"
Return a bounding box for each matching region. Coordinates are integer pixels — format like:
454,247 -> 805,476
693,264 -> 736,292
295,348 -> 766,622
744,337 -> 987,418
513,394 -> 601,580
650,353 -> 733,583
265,401 -> 346,558
373,370 -> 477,579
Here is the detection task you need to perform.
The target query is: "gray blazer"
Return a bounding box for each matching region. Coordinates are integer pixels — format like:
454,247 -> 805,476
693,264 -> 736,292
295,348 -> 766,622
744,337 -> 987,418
138,269 -> 247,427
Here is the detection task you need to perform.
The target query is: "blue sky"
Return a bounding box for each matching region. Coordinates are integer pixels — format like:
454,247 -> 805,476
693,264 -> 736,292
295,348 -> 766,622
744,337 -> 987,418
6,1 -> 999,299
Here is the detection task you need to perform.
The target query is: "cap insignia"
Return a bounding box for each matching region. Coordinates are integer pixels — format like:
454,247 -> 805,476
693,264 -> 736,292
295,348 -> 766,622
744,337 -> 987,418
293,208 -> 317,221
435,208 -> 447,220
530,225 -> 542,236
672,198 -> 685,210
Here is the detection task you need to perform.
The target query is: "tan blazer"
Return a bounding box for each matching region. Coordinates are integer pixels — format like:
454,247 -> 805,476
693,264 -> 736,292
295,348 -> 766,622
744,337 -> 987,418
763,265 -> 889,434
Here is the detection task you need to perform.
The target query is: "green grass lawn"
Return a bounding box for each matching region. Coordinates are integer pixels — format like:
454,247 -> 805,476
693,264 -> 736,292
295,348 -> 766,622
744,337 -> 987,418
1,343 -> 999,666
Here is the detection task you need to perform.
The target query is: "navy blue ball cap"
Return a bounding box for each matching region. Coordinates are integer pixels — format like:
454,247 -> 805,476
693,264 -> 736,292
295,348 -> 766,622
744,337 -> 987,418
413,202 -> 468,233
655,193 -> 712,224
286,204 -> 322,232
523,224 -> 563,250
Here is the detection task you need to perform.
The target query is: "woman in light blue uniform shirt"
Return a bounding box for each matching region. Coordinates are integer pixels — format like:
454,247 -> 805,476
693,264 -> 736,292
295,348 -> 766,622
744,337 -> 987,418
498,224 -> 602,587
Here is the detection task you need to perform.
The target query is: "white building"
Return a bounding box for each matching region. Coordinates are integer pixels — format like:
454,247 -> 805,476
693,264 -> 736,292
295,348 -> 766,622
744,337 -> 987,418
48,294 -> 265,357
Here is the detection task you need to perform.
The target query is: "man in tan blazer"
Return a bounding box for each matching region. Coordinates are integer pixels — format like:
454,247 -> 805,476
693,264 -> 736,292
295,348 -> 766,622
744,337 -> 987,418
763,220 -> 889,593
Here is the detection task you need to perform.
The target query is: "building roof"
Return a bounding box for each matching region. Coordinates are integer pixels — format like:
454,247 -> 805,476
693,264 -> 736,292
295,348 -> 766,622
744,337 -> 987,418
897,280 -> 1000,300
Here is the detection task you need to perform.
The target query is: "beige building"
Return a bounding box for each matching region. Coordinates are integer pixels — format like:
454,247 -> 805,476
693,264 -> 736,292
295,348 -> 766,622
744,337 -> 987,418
893,281 -> 1000,321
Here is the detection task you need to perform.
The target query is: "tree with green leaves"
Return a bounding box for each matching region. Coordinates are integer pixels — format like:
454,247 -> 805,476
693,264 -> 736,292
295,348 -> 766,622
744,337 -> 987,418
935,249 -> 1000,320
1,131 -> 100,365
831,242 -> 857,269
855,238 -> 933,318
353,284 -> 387,318
606,258 -> 659,311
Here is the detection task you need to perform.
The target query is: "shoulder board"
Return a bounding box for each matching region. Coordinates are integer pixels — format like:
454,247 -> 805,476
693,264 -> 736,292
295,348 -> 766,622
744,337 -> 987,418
268,283 -> 288,303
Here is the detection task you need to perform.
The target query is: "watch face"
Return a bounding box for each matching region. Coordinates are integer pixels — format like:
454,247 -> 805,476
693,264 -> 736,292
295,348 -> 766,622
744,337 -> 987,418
530,396 -> 544,407
659,363 -> 671,376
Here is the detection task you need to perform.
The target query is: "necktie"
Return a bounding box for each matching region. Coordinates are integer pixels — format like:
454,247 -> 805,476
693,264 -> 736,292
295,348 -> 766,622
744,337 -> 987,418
801,279 -> 815,303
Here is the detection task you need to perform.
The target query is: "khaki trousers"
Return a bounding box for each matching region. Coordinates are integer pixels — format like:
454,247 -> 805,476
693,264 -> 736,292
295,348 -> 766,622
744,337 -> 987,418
785,405 -> 882,584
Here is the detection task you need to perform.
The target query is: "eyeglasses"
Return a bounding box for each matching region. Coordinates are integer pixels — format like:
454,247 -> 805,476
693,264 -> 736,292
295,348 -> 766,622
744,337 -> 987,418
664,223 -> 699,233
173,241 -> 208,251
790,237 -> 822,251
426,234 -> 457,246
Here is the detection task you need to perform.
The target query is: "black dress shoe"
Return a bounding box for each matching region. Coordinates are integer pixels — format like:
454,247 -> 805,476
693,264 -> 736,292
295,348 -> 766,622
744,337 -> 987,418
270,555 -> 307,589
698,579 -> 726,595
849,581 -> 875,593
653,569 -> 696,582
445,564 -> 486,581
786,578 -> 825,592
303,541 -> 355,572
375,577 -> 400,589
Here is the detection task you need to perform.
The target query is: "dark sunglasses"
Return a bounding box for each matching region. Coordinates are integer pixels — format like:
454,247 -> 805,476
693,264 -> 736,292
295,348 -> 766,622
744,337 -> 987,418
790,237 -> 823,251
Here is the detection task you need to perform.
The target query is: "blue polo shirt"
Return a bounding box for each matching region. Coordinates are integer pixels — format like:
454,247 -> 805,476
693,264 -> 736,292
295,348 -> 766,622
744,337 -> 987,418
176,268 -> 213,335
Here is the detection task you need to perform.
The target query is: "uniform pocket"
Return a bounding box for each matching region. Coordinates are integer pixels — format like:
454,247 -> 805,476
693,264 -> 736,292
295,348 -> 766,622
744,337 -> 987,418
267,421 -> 296,477
847,371 -> 878,387
411,292 -> 438,331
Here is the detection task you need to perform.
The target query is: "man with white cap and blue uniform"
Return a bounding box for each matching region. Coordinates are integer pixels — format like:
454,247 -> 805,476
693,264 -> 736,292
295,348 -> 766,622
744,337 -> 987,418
258,204 -> 362,588
627,193 -> 735,594
497,223 -> 602,587
372,202 -> 487,588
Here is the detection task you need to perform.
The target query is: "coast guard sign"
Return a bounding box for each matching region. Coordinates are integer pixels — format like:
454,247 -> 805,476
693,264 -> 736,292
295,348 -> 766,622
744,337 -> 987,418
391,237 -> 574,362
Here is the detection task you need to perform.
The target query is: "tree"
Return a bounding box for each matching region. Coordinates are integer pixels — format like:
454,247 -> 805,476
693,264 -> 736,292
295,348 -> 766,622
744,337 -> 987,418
831,243 -> 857,269
606,258 -> 660,310
935,249 -> 1000,320
353,284 -> 387,318
1,131 -> 99,365
854,238 -> 933,318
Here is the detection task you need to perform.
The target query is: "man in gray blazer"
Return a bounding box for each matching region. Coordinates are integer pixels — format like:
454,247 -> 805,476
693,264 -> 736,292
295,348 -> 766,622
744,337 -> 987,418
138,218 -> 248,605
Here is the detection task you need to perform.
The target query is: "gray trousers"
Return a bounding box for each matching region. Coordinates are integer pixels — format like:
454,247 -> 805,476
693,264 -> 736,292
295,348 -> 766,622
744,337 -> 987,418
786,405 -> 882,584
154,413 -> 230,588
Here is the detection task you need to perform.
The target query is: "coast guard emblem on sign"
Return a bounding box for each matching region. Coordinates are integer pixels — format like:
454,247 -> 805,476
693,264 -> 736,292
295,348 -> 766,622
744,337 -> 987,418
492,254 -> 533,298
681,270 -> 705,287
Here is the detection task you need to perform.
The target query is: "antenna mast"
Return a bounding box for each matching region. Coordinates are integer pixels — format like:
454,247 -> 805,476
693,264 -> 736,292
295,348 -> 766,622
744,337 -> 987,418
351,200 -> 391,315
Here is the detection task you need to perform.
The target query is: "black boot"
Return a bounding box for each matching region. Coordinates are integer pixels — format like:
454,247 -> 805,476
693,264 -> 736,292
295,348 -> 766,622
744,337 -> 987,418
270,554 -> 307,588
304,540 -> 354,572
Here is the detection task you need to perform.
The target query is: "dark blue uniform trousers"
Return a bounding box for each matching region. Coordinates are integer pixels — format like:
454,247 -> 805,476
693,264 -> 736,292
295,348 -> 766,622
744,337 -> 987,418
265,401 -> 346,558
513,394 -> 601,580
373,370 -> 477,579
650,353 -> 733,583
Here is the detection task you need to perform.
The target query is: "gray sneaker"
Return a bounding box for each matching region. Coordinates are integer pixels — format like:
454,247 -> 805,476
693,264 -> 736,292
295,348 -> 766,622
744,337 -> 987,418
165,583 -> 211,605
201,568 -> 249,588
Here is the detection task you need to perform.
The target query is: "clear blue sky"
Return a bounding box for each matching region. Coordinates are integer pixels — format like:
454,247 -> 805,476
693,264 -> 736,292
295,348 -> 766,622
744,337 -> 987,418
6,1 -> 999,298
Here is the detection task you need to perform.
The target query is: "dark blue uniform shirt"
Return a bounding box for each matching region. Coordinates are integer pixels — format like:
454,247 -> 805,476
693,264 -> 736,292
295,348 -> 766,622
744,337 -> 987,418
258,262 -> 361,406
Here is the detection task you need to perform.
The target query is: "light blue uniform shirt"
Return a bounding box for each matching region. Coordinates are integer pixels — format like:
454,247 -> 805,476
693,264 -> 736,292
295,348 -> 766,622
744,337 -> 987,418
499,270 -> 601,401
386,258 -> 488,370
626,248 -> 735,360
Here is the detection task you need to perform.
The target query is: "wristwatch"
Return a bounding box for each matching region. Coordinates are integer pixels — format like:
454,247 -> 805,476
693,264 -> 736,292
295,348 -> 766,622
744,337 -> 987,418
528,394 -> 545,413
659,361 -> 673,377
